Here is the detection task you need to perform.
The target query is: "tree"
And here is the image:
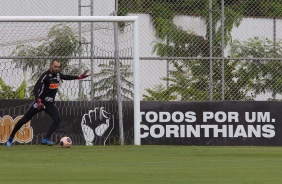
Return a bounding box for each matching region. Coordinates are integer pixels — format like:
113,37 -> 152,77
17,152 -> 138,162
143,84 -> 177,101
230,37 -> 282,100
119,1 -> 246,100
92,60 -> 134,101
0,78 -> 27,99
146,37 -> 282,101
119,0 -> 282,101
144,58 -> 253,101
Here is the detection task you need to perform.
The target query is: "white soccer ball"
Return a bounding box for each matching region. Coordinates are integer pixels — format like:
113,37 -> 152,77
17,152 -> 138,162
60,136 -> 72,148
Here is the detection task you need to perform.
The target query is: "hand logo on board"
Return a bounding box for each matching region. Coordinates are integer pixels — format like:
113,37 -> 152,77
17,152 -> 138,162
81,107 -> 114,145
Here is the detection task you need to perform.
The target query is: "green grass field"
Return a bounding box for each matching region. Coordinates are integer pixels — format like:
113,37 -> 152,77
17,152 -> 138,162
1,145 -> 282,184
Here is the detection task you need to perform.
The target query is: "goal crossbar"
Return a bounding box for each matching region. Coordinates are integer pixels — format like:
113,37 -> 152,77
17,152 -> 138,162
0,16 -> 141,145
0,16 -> 138,22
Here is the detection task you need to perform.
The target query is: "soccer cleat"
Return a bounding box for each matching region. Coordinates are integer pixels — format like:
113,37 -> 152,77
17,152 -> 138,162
41,138 -> 55,146
7,137 -> 13,147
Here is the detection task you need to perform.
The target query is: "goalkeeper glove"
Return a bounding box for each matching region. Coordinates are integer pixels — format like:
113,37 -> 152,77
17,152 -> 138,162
78,70 -> 90,79
36,98 -> 45,110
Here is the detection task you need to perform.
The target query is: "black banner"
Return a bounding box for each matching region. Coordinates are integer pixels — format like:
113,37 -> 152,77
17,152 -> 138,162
140,101 -> 282,145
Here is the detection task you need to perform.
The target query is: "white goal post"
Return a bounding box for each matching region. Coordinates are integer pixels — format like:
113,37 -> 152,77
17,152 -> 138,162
0,16 -> 141,145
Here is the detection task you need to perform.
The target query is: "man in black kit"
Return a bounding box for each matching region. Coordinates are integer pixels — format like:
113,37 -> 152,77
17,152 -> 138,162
7,58 -> 90,147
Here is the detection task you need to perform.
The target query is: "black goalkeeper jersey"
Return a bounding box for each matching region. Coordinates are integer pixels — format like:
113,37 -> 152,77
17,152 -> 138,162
34,70 -> 78,104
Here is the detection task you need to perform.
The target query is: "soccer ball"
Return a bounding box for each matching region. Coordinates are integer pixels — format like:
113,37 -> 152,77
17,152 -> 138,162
60,136 -> 72,148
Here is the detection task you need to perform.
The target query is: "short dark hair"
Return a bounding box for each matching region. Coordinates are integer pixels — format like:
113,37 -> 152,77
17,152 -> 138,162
51,58 -> 60,64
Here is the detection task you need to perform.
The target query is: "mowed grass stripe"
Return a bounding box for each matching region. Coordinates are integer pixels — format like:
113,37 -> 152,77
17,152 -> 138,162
0,145 -> 282,184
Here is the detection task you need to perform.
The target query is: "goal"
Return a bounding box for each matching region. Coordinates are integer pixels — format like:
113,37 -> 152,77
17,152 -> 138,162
0,16 -> 141,146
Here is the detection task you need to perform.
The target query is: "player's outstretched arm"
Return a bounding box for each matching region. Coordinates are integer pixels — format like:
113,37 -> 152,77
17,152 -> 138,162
60,70 -> 90,80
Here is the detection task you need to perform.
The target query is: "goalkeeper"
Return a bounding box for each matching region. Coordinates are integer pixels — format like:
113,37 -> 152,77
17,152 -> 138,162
7,58 -> 89,147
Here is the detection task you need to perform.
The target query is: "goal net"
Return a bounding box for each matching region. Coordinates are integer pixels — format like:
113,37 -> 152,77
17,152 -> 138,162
0,16 -> 140,146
